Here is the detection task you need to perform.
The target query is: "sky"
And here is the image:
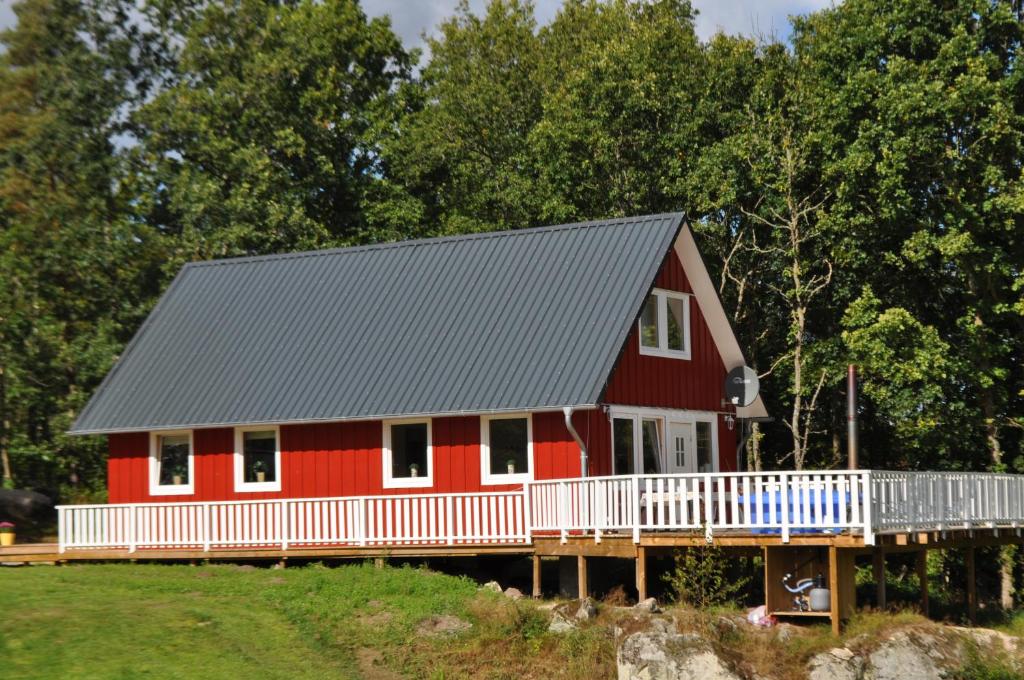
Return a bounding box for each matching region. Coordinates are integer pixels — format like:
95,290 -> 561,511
0,0 -> 834,45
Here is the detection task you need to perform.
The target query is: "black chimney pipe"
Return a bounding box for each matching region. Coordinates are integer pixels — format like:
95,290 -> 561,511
847,364 -> 858,470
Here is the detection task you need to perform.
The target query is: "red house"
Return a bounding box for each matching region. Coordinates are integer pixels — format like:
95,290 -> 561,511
72,213 -> 765,507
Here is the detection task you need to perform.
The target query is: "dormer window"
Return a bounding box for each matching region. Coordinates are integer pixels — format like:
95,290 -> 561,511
639,288 -> 691,359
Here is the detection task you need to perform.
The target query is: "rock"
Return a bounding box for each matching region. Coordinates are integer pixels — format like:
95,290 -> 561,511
867,632 -> 942,680
576,597 -> 598,621
807,647 -> 864,680
635,597 -> 661,613
415,614 -> 472,638
951,626 -> 1020,654
0,489 -> 53,523
504,587 -> 524,601
774,624 -> 796,643
482,580 -> 502,593
713,616 -> 739,638
617,618 -> 741,680
548,609 -> 576,634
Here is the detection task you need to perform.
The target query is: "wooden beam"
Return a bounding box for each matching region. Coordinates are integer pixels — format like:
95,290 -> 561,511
873,548 -> 887,610
829,545 -> 842,636
577,555 -> 589,600
532,555 -> 542,598
636,546 -> 647,601
916,549 -> 928,617
966,545 -> 977,625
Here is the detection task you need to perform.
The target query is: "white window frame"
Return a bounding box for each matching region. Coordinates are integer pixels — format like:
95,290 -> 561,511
149,430 -> 195,496
480,413 -> 533,485
382,418 -> 433,489
638,288 -> 692,360
233,426 -> 282,493
608,407 -> 718,475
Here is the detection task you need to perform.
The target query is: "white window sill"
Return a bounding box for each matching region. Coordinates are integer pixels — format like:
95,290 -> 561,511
383,476 -> 433,489
639,346 -> 691,361
149,484 -> 194,496
235,481 -> 282,493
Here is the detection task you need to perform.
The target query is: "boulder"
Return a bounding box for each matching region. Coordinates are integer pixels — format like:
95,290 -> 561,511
807,647 -> 864,680
617,618 -> 741,680
635,597 -> 661,613
503,587 -> 524,601
548,609 -> 576,634
482,580 -> 502,593
867,632 -> 942,680
0,489 -> 53,523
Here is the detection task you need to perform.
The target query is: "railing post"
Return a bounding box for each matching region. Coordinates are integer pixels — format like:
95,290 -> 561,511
202,503 -> 210,552
522,482 -> 532,544
57,507 -> 66,554
703,473 -> 714,543
780,472 -> 790,544
358,498 -> 367,547
862,471 -> 875,546
128,504 -> 136,553
280,501 -> 290,551
445,495 -> 454,546
631,476 -> 641,544
594,480 -> 603,544
558,481 -> 568,544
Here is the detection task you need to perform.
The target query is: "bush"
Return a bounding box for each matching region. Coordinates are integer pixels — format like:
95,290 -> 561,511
662,543 -> 750,609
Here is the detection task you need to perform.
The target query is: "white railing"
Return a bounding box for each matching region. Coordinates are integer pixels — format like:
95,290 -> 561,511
57,490 -> 527,553
55,471 -> 1024,553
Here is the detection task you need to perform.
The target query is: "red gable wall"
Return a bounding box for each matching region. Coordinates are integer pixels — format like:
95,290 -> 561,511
600,248 -> 738,472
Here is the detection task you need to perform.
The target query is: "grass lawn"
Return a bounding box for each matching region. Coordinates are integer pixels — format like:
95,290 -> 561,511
0,561 -> 614,680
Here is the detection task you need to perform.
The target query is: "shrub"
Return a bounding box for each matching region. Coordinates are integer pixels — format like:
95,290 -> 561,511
662,543 -> 750,609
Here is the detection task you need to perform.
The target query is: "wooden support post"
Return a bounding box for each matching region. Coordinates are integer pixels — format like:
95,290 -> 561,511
873,548 -> 887,610
636,546 -> 647,602
532,555 -> 542,598
966,545 -> 977,625
577,555 -> 588,600
274,558 -> 287,570
916,549 -> 929,617
829,545 -> 841,636
374,557 -> 385,570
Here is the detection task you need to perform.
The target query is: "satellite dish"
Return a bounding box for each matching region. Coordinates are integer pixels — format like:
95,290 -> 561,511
724,366 -> 759,407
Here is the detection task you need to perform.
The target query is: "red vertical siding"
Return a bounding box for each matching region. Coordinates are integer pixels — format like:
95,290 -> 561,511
602,249 -> 738,472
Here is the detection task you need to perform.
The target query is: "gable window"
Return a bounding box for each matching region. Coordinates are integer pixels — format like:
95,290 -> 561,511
481,414 -> 532,484
383,419 -> 432,488
149,431 -> 194,496
234,427 -> 281,492
638,288 -> 691,359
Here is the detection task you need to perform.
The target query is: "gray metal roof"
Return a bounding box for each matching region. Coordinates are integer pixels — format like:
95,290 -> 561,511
71,213 -> 684,434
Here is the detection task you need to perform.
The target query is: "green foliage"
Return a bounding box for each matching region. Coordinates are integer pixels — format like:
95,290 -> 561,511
662,544 -> 751,608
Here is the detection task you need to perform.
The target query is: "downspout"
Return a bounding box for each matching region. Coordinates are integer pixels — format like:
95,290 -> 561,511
563,407 -> 588,478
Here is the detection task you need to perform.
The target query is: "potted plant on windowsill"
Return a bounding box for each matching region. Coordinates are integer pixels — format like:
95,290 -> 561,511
0,522 -> 15,547
409,463 -> 419,478
506,459 -> 516,475
169,464 -> 186,486
252,459 -> 267,483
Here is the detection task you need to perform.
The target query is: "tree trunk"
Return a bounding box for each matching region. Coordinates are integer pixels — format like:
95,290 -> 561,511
0,363 -> 11,485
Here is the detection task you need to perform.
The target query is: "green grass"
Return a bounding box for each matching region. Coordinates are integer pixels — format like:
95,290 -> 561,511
0,562 -> 615,680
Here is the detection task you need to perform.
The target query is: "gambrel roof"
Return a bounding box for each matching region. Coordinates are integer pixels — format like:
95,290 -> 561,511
71,213 -> 765,435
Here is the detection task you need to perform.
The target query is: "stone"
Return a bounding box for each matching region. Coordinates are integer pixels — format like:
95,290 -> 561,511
576,597 -> 598,621
867,632 -> 942,680
504,587 -> 524,601
617,618 -> 741,680
482,580 -> 502,593
807,647 -> 864,680
415,614 -> 472,638
548,609 -> 576,634
635,597 -> 661,613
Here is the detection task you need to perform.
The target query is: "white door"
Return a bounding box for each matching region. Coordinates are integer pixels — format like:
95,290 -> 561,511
666,422 -> 695,474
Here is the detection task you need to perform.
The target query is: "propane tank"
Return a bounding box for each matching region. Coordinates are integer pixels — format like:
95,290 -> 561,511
809,574 -> 831,612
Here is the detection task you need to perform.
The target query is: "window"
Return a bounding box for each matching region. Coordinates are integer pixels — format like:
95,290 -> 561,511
638,289 -> 691,359
613,417 -> 635,475
383,420 -> 432,488
641,419 -> 663,474
234,427 -> 281,492
149,431 -> 194,496
696,421 -> 713,473
481,415 -> 532,484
